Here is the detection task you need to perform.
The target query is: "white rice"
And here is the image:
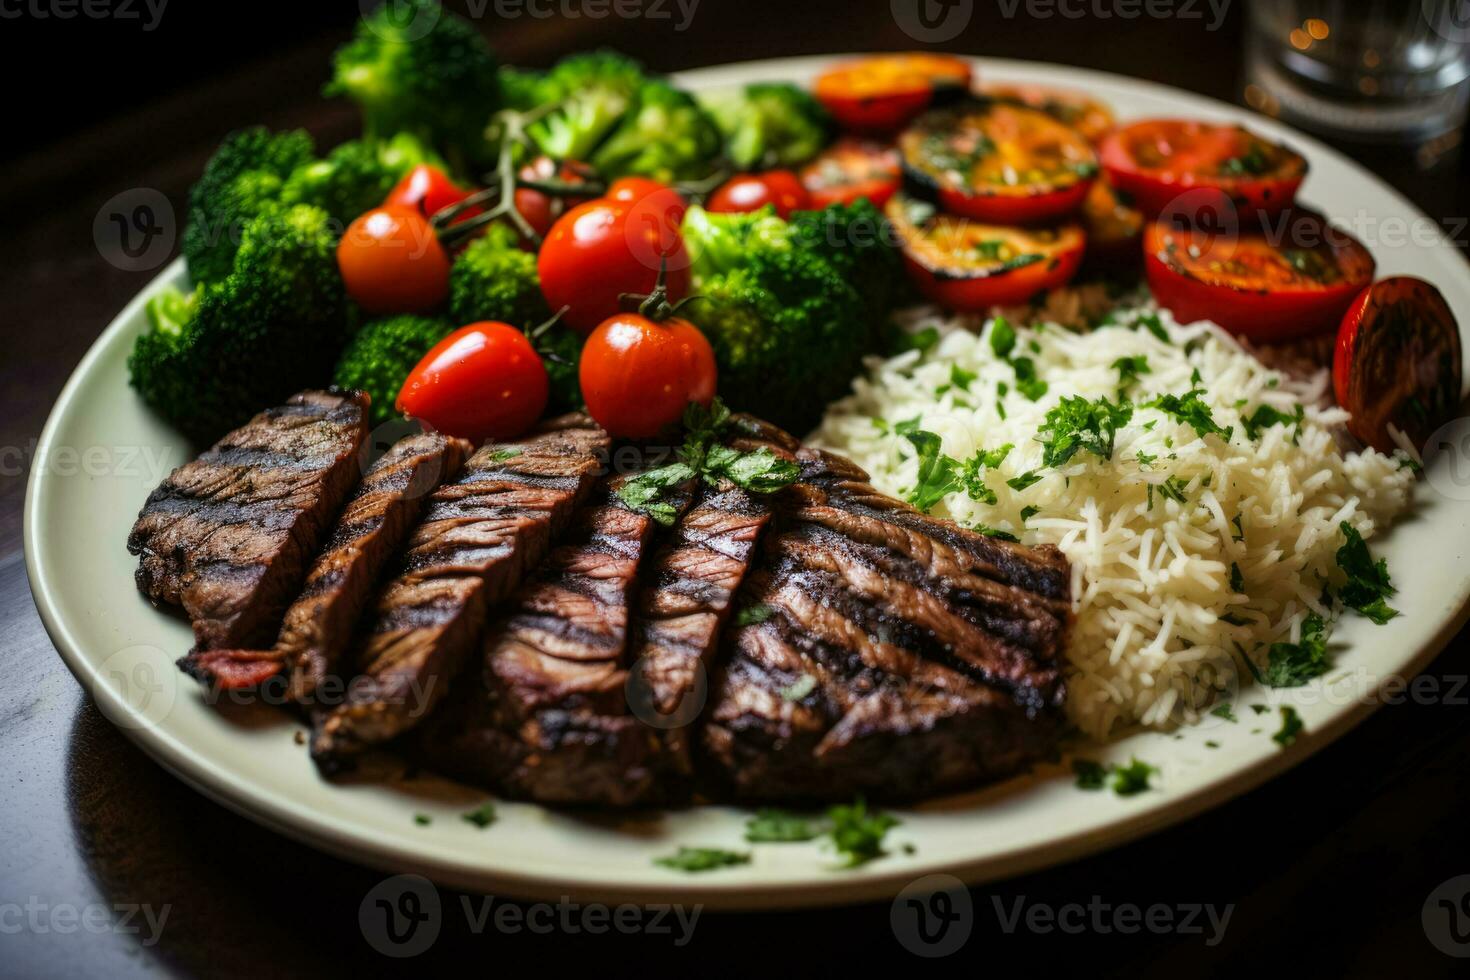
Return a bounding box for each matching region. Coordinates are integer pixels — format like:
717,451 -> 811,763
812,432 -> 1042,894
811,303 -> 1417,738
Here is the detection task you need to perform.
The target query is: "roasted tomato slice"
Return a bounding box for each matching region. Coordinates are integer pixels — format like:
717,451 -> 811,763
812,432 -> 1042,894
885,193 -> 1086,311
798,137 -> 902,208
1081,178 -> 1144,275
814,53 -> 974,133
1334,277 -> 1463,453
1144,208 -> 1376,341
980,83 -> 1116,144
899,102 -> 1098,225
1101,119 -> 1307,220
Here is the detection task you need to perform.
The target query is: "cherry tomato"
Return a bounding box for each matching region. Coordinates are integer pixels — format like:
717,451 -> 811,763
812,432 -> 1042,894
1334,277 -> 1462,453
899,102 -> 1098,225
707,171 -> 811,220
799,138 -> 902,209
538,200 -> 691,336
814,53 -> 974,133
980,83 -> 1116,145
1144,208 -> 1375,341
607,177 -> 689,252
1080,178 -> 1144,275
515,157 -> 598,242
885,193 -> 1086,311
337,206 -> 451,315
384,165 -> 480,224
1101,119 -> 1308,220
580,312 -> 717,438
396,321 -> 549,443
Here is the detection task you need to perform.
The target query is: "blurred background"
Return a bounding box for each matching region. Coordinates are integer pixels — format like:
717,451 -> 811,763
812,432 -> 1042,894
3,2 -> 1470,977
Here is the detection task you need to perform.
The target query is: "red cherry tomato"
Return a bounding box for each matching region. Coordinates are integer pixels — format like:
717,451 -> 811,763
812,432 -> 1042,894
580,312 -> 717,438
515,157 -> 598,243
538,200 -> 691,336
384,165 -> 480,224
799,138 -> 902,209
1144,208 -> 1375,341
1334,277 -> 1462,453
337,206 -> 451,315
814,53 -> 974,133
1101,119 -> 1308,220
899,102 -> 1098,225
885,193 -> 1085,311
707,171 -> 811,220
396,321 -> 549,443
607,177 -> 689,252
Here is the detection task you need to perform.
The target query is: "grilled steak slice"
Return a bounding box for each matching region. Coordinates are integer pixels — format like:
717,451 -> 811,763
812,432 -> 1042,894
180,431 -> 472,695
311,415 -> 608,769
128,389 -> 370,654
701,447 -> 1071,801
423,475 -> 693,806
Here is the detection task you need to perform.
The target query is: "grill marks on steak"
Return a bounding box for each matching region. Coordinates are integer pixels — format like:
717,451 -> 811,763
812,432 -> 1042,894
310,415 -> 608,770
128,390 -> 370,654
424,475 -> 694,806
179,431 -> 472,695
700,448 -> 1071,801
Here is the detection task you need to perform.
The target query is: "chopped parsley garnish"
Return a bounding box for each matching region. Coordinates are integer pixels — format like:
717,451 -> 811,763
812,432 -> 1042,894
1241,403 -> 1305,442
1219,145 -> 1270,176
1112,355 -> 1152,395
1011,357 -> 1049,401
974,525 -> 1020,542
1111,758 -> 1158,796
654,847 -> 752,872
902,429 -> 962,512
891,325 -> 940,355
827,798 -> 900,867
414,814 -> 432,826
1251,704 -> 1269,715
1211,702 -> 1237,723
617,400 -> 799,525
1229,562 -> 1245,593
461,802 -> 498,829
736,604 -> 774,626
780,674 -> 817,702
989,317 -> 1017,359
1258,613 -> 1330,688
488,448 -> 522,463
1008,470 -> 1042,492
1150,388 -> 1232,442
745,809 -> 822,843
1036,395 -> 1134,467
1231,513 -> 1245,542
956,444 -> 1014,505
1272,707 -> 1304,747
1020,505 -> 1040,522
1335,523 -> 1399,624
942,364 -> 978,394
1135,450 -> 1157,470
1073,759 -> 1109,789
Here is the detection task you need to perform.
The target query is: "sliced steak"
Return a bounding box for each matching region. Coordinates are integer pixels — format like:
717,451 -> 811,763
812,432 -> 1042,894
180,431 -> 472,696
311,415 -> 608,770
423,475 -> 693,806
128,389 -> 370,655
701,447 -> 1071,801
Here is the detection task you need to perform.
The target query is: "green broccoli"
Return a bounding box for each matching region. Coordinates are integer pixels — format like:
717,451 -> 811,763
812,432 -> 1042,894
182,126 -> 316,283
537,320 -> 584,415
589,79 -> 723,182
325,0 -> 500,173
685,228 -> 867,433
526,50 -> 648,162
282,133 -> 445,227
701,82 -> 833,170
448,223 -> 549,328
683,204 -> 793,280
129,204 -> 351,443
334,314 -> 453,424
788,199 -> 904,329
498,66 -> 550,112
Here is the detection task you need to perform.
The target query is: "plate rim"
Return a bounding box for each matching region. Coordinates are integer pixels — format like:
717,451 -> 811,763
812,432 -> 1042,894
24,53 -> 1470,910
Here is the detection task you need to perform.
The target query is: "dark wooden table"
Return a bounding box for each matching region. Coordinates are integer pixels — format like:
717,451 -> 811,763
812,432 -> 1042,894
4,4 -> 1469,976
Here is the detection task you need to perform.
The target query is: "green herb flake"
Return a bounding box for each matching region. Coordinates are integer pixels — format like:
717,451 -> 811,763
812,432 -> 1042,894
1336,522 -> 1399,624
736,604 -> 774,627
1260,613 -> 1331,688
1211,703 -> 1237,723
1073,759 -> 1109,790
1112,355 -> 1152,394
780,674 -> 817,702
1007,470 -> 1043,492
1111,758 -> 1157,796
1241,403 -> 1305,442
989,317 -> 1017,359
1036,395 -> 1134,467
745,809 -> 821,843
827,798 -> 900,867
1272,706 -> 1304,747
654,847 -> 752,872
488,448 -> 523,463
461,802 -> 498,829
414,813 -> 432,826
1229,562 -> 1245,593
1151,388 -> 1233,442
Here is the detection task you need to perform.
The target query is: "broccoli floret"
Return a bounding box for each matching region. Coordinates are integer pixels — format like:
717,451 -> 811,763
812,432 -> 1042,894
334,314 -> 453,424
129,204 -> 350,443
689,246 -> 866,434
537,321 -> 584,415
701,82 -> 833,170
590,80 -> 723,182
789,199 -> 904,328
448,224 -> 550,328
182,126 -> 316,283
325,0 -> 500,173
683,204 -> 793,281
527,50 -> 648,162
499,67 -> 550,112
282,134 -> 446,227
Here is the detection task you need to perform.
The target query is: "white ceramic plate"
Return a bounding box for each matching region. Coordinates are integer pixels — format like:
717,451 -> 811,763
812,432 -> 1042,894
26,56 -> 1470,909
